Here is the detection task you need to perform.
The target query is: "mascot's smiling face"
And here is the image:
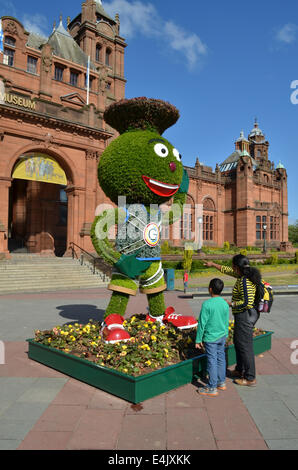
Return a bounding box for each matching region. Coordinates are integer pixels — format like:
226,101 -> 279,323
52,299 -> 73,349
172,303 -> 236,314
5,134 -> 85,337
98,129 -> 184,205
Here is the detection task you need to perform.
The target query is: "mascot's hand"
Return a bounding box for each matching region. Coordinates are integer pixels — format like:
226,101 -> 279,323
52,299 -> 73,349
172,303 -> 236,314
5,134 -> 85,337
115,250 -> 151,279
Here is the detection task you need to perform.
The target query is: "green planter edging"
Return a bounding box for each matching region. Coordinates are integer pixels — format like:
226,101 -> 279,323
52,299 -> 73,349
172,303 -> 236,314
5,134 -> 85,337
26,331 -> 273,404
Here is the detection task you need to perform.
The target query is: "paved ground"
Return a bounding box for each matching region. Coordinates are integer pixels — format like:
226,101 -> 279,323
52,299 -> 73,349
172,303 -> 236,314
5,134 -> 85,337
0,288 -> 298,450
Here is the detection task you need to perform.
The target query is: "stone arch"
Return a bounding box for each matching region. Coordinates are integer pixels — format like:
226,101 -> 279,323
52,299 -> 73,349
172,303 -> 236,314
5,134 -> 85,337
6,144 -> 76,186
202,196 -> 216,211
7,145 -> 77,256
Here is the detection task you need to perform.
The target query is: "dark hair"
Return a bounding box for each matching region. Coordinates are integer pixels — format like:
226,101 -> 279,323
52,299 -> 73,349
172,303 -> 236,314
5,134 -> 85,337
209,278 -> 224,295
232,254 -> 263,305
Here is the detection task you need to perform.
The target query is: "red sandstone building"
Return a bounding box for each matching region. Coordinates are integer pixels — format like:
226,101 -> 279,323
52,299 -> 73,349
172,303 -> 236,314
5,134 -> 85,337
0,1 -> 289,259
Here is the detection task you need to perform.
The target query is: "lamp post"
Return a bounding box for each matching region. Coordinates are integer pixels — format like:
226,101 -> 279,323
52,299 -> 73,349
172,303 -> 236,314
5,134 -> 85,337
263,224 -> 267,253
197,216 -> 203,254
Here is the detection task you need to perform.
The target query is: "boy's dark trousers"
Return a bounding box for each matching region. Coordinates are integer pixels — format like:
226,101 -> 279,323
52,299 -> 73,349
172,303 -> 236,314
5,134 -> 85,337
233,309 -> 260,381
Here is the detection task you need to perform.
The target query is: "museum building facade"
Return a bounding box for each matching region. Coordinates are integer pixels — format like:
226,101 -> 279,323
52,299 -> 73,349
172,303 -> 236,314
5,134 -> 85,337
0,1 -> 290,258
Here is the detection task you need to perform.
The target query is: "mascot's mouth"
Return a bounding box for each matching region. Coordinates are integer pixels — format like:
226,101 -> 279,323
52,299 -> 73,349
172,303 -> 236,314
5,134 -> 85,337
142,175 -> 179,197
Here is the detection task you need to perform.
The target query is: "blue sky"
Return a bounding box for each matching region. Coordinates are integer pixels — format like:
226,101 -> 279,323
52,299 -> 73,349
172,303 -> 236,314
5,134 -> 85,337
1,0 -> 298,222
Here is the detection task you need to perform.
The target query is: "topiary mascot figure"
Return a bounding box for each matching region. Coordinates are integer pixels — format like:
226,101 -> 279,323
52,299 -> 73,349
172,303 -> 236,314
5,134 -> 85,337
91,97 -> 197,342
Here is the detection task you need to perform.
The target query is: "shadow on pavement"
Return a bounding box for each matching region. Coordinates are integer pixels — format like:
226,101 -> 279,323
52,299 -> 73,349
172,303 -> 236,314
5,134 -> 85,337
56,304 -> 105,325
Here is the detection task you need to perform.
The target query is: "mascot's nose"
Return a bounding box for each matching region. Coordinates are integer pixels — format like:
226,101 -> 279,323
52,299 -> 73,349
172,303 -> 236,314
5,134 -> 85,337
169,162 -> 176,172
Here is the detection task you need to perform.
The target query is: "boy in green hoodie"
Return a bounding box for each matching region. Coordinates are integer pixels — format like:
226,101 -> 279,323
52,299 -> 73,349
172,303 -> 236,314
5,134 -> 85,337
195,278 -> 229,397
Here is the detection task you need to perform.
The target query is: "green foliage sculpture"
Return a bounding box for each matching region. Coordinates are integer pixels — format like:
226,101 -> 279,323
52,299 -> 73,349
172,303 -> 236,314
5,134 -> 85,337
91,97 -> 191,326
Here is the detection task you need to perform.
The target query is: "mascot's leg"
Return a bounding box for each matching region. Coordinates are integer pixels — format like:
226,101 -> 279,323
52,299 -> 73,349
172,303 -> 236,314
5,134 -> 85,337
147,291 -> 166,318
141,261 -> 198,329
105,291 -> 130,318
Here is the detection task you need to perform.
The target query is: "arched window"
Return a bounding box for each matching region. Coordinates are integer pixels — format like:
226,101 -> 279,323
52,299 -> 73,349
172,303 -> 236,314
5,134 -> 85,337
203,197 -> 216,241
96,44 -> 102,62
105,47 -> 112,66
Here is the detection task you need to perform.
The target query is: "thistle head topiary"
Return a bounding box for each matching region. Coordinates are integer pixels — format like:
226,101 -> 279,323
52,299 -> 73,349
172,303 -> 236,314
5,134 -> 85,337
104,97 -> 180,135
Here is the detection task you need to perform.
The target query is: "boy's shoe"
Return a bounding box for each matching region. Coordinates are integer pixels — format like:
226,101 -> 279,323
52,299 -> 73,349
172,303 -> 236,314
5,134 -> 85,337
196,387 -> 218,397
217,382 -> 227,391
233,378 -> 257,387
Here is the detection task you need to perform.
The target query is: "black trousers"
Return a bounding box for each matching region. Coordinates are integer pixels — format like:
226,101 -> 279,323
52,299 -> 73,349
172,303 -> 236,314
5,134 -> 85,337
233,309 -> 260,381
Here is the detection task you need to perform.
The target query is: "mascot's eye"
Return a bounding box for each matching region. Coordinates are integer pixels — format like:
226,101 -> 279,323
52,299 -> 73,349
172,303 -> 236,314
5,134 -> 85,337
173,148 -> 181,162
154,143 -> 169,158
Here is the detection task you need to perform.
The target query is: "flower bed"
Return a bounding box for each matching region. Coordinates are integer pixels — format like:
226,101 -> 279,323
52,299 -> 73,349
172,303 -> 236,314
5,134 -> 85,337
32,316 -> 268,377
28,316 -> 273,403
33,315 -> 200,377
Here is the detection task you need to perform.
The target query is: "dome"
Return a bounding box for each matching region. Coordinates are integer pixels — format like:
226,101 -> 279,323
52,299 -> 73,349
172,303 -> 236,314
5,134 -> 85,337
276,161 -> 285,169
249,120 -> 264,139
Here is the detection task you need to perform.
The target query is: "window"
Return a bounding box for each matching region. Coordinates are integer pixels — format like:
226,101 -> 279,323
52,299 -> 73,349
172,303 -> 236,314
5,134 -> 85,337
96,44 -> 102,62
4,36 -> 15,47
203,215 -> 213,241
180,212 -> 193,240
58,189 -> 67,226
27,56 -> 37,74
70,70 -> 79,87
105,48 -> 111,66
3,48 -> 14,66
270,216 -> 280,240
54,65 -> 64,81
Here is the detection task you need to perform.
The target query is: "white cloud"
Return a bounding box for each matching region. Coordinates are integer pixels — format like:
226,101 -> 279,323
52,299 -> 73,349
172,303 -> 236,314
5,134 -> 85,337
276,23 -> 298,44
104,0 -> 207,69
164,21 -> 207,69
22,13 -> 49,37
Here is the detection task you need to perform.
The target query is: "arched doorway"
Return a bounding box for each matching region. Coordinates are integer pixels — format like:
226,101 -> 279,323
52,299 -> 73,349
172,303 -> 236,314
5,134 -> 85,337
8,152 -> 68,256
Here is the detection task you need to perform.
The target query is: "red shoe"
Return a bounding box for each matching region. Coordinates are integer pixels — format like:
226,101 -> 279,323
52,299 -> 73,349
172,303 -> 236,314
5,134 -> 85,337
103,328 -> 131,344
163,307 -> 198,330
102,314 -> 125,331
145,313 -> 164,324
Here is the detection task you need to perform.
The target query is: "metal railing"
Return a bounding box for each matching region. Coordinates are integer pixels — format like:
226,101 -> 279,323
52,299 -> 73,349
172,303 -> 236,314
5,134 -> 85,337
68,242 -> 111,281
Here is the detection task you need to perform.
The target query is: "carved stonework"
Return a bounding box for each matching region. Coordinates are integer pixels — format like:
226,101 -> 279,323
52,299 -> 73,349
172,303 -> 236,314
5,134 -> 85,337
85,150 -> 97,160
4,21 -> 18,36
99,67 -> 109,92
41,44 -> 53,73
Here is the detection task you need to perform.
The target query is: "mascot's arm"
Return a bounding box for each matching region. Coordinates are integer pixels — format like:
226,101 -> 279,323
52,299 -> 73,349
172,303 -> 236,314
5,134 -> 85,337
167,168 -> 189,225
90,207 -> 123,265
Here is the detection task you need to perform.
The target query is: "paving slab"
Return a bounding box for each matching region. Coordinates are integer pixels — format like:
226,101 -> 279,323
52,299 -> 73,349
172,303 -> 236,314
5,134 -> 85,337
0,289 -> 297,450
236,376 -> 298,440
117,414 -> 166,450
265,439 -> 298,450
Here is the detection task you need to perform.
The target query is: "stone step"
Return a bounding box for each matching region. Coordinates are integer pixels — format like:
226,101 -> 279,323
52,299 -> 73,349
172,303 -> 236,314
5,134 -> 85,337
0,256 -> 110,294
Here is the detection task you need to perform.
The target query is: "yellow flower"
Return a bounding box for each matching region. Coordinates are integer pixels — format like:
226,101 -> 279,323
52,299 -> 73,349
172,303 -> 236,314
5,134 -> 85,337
123,368 -> 128,373
151,335 -> 157,341
122,345 -> 127,349
152,325 -> 157,330
48,338 -> 52,342
107,354 -> 111,359
120,351 -> 127,356
145,360 -> 151,366
160,325 -> 165,330
164,348 -> 168,353
144,324 -> 149,328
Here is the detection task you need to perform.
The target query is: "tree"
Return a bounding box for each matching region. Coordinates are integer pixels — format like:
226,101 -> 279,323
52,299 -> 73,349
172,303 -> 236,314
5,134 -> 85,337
288,221 -> 298,245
